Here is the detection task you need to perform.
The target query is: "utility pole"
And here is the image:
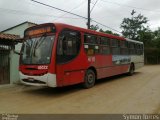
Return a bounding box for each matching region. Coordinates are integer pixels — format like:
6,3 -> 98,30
87,0 -> 91,29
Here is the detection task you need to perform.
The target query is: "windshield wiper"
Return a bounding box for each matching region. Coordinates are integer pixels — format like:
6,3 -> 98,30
25,36 -> 33,48
33,33 -> 46,57
35,33 -> 46,49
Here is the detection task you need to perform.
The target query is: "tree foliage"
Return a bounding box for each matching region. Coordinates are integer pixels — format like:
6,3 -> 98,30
90,24 -> 99,31
120,10 -> 160,64
99,29 -> 120,36
90,24 -> 120,36
153,27 -> 160,48
120,10 -> 148,41
89,13 -> 160,64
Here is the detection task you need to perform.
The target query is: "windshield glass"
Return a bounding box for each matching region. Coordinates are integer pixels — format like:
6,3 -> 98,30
21,35 -> 55,64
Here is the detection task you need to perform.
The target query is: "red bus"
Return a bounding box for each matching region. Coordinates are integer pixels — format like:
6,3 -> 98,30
19,23 -> 144,88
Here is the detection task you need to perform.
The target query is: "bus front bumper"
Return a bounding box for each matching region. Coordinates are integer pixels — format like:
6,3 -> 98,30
19,72 -> 57,87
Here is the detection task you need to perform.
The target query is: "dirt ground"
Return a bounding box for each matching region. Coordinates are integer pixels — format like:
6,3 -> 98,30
0,65 -> 160,114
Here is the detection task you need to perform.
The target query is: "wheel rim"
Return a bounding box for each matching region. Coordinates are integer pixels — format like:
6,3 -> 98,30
86,71 -> 95,85
84,70 -> 95,88
87,74 -> 94,84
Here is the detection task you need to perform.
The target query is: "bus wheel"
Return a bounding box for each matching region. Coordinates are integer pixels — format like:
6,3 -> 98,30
83,69 -> 96,88
128,63 -> 135,76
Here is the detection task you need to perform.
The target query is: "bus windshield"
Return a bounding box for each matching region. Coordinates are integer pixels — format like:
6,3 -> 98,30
21,35 -> 55,65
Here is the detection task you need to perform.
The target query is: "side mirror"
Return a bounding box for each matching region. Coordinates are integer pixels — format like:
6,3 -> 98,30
12,41 -> 23,55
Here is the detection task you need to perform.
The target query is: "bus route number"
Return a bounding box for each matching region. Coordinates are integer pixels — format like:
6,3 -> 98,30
38,66 -> 48,70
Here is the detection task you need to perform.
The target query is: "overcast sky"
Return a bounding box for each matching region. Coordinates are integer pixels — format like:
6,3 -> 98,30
0,0 -> 160,34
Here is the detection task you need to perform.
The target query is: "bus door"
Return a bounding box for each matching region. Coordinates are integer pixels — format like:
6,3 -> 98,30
56,29 -> 82,86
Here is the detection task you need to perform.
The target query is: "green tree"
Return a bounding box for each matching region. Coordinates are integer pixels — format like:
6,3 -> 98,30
90,24 -> 99,31
153,27 -> 160,48
99,29 -> 120,36
90,25 -> 120,36
138,27 -> 154,47
120,10 -> 148,41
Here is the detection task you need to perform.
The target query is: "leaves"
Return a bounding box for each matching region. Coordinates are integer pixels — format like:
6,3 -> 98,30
120,10 -> 148,40
90,24 -> 120,36
90,24 -> 99,31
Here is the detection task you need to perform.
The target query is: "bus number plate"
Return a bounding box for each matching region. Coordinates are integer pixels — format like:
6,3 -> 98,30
38,66 -> 48,70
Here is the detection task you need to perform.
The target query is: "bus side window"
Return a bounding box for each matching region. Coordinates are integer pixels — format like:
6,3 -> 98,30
99,37 -> 110,55
136,43 -> 143,55
128,42 -> 135,55
135,43 -> 140,55
57,30 -> 81,64
111,39 -> 120,55
84,34 -> 98,56
84,34 -> 97,44
120,41 -> 128,55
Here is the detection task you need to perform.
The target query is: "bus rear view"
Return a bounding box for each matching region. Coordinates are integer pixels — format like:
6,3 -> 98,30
19,23 -> 57,87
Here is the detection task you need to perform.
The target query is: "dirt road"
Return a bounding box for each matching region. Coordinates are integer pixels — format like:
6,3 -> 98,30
0,65 -> 160,114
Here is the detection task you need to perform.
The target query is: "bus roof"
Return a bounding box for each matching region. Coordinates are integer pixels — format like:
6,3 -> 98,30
25,23 -> 143,44
33,23 -> 126,41
54,23 -> 125,40
126,38 -> 143,44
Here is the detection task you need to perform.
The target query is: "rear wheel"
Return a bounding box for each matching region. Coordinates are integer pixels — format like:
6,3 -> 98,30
83,69 -> 95,88
128,63 -> 135,76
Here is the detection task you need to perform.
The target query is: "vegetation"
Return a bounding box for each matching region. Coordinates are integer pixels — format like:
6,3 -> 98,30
90,10 -> 160,64
120,10 -> 148,41
99,29 -> 120,36
90,24 -> 120,36
121,10 -> 160,64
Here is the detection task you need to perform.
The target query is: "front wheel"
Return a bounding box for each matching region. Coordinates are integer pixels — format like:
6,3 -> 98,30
83,69 -> 96,89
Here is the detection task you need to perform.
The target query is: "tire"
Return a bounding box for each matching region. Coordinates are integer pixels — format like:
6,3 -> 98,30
128,63 -> 135,76
83,69 -> 96,88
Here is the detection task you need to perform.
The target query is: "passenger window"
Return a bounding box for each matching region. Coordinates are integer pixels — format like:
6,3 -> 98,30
100,37 -> 110,46
111,39 -> 119,47
121,48 -> 128,55
128,42 -> 136,55
120,41 -> 128,55
99,46 -> 110,54
99,37 -> 110,55
84,34 -> 98,56
84,34 -> 97,44
111,39 -> 120,55
112,48 -> 120,55
135,43 -> 143,55
57,30 -> 81,63
120,41 -> 128,48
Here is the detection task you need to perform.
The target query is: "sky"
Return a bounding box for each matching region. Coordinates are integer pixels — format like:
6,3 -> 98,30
0,0 -> 160,34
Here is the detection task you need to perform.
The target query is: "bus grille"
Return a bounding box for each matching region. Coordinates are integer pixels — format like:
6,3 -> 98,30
22,79 -> 46,84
